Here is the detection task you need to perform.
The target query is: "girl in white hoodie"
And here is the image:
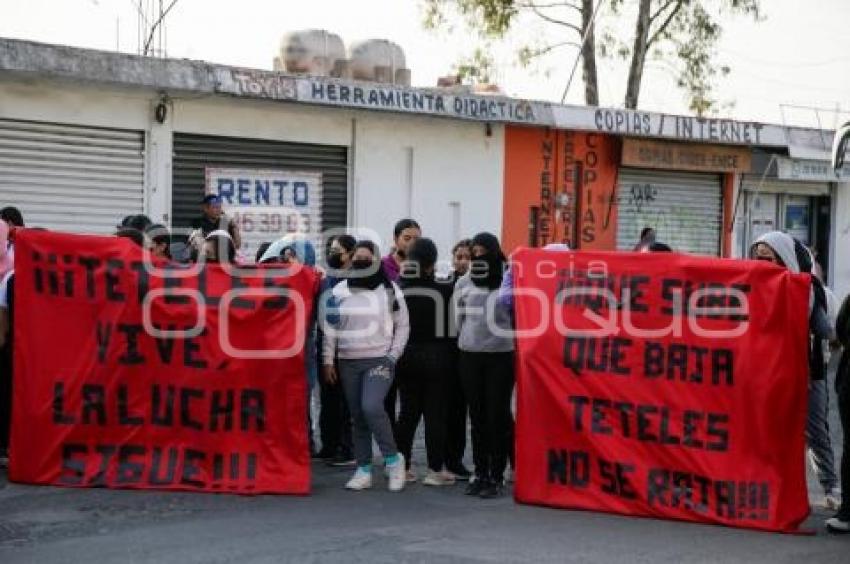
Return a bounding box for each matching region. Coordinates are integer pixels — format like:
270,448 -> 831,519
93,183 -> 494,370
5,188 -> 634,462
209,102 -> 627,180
321,241 -> 410,491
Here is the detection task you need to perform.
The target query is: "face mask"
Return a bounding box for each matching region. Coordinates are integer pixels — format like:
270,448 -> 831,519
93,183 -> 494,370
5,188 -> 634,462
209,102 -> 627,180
470,253 -> 503,289
352,258 -> 374,271
327,253 -> 344,269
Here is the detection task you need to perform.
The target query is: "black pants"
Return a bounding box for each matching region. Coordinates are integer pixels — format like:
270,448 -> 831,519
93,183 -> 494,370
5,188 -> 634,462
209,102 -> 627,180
318,368 -> 353,455
460,351 -> 515,483
444,346 -> 468,471
837,350 -> 850,519
395,342 -> 451,472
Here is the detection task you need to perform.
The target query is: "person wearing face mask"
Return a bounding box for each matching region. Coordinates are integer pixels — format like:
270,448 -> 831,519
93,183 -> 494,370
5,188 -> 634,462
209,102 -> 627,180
443,239 -> 474,480
395,237 -> 456,485
750,232 -> 840,512
454,232 -> 514,498
321,241 -> 410,491
316,234 -> 358,466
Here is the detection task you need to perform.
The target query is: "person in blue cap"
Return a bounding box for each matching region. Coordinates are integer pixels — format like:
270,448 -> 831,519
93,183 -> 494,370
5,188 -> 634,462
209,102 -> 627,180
192,194 -> 241,249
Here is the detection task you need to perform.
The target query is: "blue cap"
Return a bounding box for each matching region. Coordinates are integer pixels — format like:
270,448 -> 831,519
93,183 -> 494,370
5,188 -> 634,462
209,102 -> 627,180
201,194 -> 221,205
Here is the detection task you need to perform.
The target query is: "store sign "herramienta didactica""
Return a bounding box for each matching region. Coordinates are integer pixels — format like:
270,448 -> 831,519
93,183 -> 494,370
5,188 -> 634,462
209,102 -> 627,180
302,80 -> 538,123
213,68 -> 787,146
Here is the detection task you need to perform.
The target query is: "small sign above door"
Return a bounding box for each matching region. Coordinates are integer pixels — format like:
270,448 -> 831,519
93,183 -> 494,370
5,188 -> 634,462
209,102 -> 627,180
622,138 -> 752,173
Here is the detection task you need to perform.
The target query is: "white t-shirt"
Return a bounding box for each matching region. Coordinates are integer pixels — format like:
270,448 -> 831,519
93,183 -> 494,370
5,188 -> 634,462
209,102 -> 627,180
0,270 -> 12,309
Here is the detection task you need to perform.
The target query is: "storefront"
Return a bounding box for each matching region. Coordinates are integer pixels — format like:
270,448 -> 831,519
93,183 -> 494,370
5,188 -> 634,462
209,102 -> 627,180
0,118 -> 145,234
501,125 -> 619,252
1,37 -> 846,289
616,138 -> 750,256
740,155 -> 847,284
170,132 -> 348,259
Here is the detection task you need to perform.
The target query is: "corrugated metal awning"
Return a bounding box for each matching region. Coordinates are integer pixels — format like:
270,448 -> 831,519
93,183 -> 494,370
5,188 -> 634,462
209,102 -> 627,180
0,118 -> 144,233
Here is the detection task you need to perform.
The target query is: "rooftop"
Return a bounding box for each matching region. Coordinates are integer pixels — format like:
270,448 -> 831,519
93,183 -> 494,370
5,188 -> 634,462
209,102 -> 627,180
0,37 -> 838,159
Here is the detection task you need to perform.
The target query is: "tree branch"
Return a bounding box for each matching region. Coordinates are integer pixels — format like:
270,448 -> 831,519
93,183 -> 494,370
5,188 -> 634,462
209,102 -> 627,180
649,0 -> 679,26
647,0 -> 685,48
143,0 -> 180,55
523,40 -> 583,61
518,1 -> 582,14
529,6 -> 582,33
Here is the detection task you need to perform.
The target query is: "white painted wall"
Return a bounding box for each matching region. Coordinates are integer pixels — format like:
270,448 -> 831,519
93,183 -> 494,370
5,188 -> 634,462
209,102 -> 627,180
0,79 -> 506,265
352,113 -> 504,264
173,96 -> 352,147
173,96 -> 505,261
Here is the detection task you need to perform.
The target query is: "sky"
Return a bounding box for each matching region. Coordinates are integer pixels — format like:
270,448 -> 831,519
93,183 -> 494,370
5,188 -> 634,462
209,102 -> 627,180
1,0 -> 849,129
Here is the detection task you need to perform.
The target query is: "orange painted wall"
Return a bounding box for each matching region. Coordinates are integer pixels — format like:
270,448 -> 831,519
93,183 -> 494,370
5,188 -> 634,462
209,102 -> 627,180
502,125 -> 619,253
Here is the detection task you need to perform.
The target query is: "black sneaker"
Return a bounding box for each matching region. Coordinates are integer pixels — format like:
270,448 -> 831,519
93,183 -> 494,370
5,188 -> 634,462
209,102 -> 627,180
465,478 -> 487,496
328,450 -> 356,467
313,447 -> 335,460
479,481 -> 505,499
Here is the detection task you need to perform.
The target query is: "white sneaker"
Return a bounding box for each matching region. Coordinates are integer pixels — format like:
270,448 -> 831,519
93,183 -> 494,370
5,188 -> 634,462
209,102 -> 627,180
825,489 -> 842,511
383,462 -> 416,481
422,470 -> 455,487
386,454 -> 406,492
825,516 -> 850,533
345,468 -> 373,491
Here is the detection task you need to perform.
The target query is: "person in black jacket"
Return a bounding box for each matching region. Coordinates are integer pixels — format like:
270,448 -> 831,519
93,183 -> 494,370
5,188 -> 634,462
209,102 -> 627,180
827,294 -> 850,532
394,237 -> 457,486
792,239 -> 841,508
444,239 -> 473,480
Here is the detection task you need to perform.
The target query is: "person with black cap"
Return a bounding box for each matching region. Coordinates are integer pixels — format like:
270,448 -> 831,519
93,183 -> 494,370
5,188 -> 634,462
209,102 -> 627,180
117,214 -> 153,233
394,237 -> 456,485
192,194 -> 241,250
454,232 -> 514,498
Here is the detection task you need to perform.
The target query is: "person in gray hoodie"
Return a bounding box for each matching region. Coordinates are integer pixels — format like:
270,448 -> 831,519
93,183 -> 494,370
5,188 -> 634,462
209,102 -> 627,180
321,241 -> 410,492
454,232 -> 514,499
751,231 -> 840,510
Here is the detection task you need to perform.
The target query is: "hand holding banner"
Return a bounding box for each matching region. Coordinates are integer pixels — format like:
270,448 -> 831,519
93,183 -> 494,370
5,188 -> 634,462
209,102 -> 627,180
10,230 -> 316,494
513,249 -> 811,532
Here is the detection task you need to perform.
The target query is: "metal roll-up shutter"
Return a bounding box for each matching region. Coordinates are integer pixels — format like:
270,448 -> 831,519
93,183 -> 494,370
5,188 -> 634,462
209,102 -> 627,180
0,118 -> 144,233
741,176 -> 829,196
171,133 -> 348,235
616,169 -> 722,255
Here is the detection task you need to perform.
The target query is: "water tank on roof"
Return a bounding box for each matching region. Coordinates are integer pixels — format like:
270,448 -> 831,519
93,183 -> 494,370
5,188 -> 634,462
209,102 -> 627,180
278,29 -> 346,76
349,39 -> 409,85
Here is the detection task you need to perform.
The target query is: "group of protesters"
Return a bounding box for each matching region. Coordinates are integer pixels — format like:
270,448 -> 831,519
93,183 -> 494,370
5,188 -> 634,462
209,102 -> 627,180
1,195 -> 849,532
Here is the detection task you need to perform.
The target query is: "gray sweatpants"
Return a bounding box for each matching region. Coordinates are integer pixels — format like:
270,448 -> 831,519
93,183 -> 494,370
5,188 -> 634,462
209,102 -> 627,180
807,378 -> 839,493
338,357 -> 399,467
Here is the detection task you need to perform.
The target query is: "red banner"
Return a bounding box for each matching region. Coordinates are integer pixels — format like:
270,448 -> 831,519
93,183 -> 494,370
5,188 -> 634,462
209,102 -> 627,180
512,249 -> 811,532
9,230 -> 316,494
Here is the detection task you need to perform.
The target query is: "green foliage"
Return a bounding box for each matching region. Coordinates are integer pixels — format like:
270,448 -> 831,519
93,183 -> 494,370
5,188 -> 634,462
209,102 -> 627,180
423,0 -> 518,37
455,47 -> 498,84
422,0 -> 763,114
